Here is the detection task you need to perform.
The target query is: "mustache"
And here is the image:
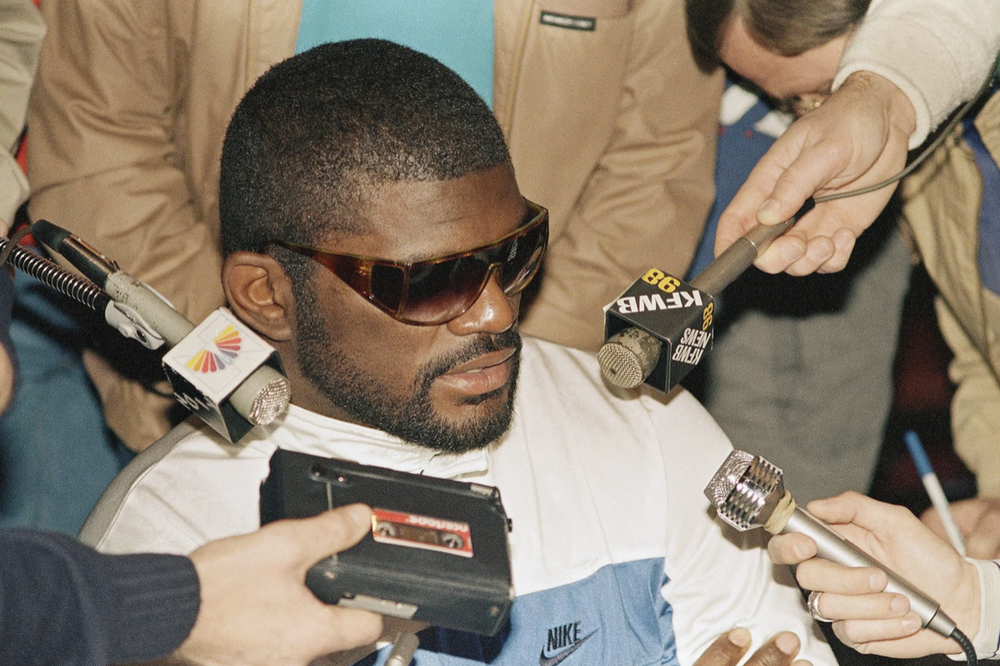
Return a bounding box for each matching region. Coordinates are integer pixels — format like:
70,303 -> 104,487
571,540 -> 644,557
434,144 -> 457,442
417,329 -> 522,387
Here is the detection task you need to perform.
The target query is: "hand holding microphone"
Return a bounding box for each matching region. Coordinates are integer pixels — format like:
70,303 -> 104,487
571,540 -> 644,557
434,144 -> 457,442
599,200 -> 815,393
704,451 -> 980,663
768,491 -> 983,660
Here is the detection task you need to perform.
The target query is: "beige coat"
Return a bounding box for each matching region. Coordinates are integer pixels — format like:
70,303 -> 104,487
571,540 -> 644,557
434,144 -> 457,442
27,0 -> 720,450
902,90 -> 1000,495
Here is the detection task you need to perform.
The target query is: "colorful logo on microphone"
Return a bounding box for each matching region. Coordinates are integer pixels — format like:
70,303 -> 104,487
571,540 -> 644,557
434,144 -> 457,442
185,325 -> 242,373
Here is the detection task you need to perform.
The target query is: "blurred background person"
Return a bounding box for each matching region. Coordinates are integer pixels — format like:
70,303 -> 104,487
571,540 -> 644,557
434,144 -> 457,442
682,0 -> 912,502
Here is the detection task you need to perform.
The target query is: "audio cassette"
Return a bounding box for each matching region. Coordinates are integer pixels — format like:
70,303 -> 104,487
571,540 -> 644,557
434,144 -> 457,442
259,449 -> 513,636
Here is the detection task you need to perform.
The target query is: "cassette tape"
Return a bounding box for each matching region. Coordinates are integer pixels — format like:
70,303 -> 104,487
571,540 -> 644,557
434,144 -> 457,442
259,449 -> 513,636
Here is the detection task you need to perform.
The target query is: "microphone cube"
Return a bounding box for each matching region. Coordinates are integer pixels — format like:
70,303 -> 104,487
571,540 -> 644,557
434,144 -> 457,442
162,308 -> 285,442
603,268 -> 714,394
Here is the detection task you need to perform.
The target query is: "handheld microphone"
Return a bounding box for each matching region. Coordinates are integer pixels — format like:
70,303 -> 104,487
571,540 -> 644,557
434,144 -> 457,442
31,220 -> 290,442
704,450 -> 957,638
599,199 -> 814,393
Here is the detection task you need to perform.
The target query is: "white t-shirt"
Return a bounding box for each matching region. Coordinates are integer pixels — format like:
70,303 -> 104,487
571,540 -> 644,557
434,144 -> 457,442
81,337 -> 835,666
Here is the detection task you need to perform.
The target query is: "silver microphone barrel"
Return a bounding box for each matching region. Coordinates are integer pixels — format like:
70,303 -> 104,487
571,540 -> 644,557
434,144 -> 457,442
783,507 -> 955,636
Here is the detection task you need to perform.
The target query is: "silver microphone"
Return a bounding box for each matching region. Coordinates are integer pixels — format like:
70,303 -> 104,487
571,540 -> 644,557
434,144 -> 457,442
704,450 -> 957,638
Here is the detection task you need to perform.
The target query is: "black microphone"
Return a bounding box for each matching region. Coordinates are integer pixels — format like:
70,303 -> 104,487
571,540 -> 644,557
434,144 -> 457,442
31,220 -> 290,443
598,199 -> 814,393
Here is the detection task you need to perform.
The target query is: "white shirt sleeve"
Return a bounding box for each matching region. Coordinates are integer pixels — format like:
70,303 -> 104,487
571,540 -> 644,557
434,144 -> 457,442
0,0 -> 45,229
966,559 -> 1000,660
834,0 -> 1000,148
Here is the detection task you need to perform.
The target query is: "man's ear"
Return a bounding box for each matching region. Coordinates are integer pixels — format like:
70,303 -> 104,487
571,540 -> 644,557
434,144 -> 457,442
222,252 -> 294,342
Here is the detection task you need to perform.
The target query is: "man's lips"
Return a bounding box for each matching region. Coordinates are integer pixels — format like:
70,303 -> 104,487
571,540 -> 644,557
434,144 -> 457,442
435,347 -> 517,395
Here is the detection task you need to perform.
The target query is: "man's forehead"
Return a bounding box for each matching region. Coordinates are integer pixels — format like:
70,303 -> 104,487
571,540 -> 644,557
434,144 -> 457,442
327,165 -> 525,261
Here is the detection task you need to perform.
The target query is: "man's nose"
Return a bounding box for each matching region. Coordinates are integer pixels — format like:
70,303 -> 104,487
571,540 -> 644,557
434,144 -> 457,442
447,271 -> 517,336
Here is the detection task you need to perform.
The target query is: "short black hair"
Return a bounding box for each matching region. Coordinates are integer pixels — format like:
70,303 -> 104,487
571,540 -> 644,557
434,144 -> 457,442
219,39 -> 510,259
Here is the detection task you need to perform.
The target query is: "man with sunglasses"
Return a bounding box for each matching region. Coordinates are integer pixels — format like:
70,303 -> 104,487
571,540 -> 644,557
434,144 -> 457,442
80,40 -> 834,666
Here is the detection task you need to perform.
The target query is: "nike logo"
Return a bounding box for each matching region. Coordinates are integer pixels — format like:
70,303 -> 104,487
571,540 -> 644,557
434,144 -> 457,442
539,630 -> 596,666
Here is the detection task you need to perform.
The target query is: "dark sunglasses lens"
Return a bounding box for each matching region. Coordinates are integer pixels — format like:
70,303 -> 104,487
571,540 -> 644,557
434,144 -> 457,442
369,264 -> 407,312
393,214 -> 547,324
399,257 -> 489,324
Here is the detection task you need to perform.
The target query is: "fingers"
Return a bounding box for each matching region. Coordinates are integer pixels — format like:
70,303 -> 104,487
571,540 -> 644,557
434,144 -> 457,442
832,614 -> 923,647
691,628 -> 753,666
758,236 -> 836,276
806,588 -> 910,624
268,504 -> 373,570
795,559 -> 889,596
315,606 -> 385,653
744,632 -> 802,666
767,533 -> 817,566
693,629 -> 806,666
804,491 -> 904,530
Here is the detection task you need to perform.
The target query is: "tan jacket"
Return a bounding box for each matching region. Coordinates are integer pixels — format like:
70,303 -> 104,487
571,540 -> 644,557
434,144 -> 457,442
27,0 -> 720,451
902,90 -> 1000,496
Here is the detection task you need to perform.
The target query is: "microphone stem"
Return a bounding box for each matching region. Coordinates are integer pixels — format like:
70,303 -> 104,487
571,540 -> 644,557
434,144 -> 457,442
691,198 -> 815,296
103,271 -> 194,346
780,506 -> 956,638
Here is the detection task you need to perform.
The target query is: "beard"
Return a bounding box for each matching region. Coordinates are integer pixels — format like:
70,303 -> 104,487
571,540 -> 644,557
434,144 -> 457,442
294,292 -> 521,453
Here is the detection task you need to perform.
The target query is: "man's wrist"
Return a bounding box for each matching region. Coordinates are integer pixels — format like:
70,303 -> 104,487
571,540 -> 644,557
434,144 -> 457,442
842,71 -> 917,139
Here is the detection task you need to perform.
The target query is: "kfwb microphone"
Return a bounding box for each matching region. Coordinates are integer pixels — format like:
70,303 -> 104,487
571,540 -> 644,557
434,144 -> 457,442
704,450 -> 958,638
30,220 -> 290,443
599,199 -> 815,393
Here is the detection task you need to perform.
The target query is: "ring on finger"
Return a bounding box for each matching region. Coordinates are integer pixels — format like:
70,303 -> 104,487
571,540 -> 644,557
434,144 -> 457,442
807,590 -> 834,623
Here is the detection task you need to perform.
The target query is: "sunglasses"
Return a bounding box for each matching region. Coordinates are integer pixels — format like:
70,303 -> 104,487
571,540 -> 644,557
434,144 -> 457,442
264,198 -> 548,325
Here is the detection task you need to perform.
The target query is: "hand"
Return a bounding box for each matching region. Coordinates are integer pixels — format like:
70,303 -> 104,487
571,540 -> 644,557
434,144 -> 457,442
0,242 -> 14,414
694,628 -> 810,666
714,72 -> 915,275
768,492 -> 980,658
176,504 -> 383,666
923,497 -> 1000,559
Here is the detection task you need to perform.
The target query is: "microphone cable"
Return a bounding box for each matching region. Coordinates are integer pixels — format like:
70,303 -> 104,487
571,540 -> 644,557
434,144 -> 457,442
951,627 -> 977,666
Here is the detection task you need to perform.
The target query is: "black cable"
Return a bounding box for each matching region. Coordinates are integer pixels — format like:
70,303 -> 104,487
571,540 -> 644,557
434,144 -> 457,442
951,627 -> 977,666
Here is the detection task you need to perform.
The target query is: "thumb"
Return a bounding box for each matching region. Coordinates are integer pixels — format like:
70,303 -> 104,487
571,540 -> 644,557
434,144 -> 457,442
282,504 -> 373,568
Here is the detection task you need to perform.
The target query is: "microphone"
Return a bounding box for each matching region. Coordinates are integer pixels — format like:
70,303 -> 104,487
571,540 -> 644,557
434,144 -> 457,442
599,199 -> 814,393
703,450 -> 958,638
31,220 -> 290,443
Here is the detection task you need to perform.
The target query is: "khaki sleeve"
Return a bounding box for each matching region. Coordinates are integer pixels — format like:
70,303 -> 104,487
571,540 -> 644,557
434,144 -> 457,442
27,0 -> 224,320
936,295 -> 1000,497
0,0 -> 44,227
26,0 -> 225,450
518,0 -> 722,351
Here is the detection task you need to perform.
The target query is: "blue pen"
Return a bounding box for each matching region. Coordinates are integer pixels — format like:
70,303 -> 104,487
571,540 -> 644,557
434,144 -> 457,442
904,430 -> 966,555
